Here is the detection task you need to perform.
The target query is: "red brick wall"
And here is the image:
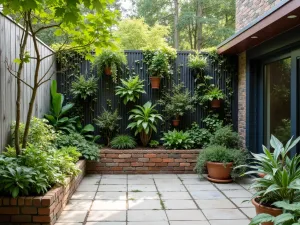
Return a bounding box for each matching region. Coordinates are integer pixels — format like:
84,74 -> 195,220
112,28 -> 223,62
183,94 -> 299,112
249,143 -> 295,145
87,148 -> 200,174
0,160 -> 86,225
236,0 -> 283,31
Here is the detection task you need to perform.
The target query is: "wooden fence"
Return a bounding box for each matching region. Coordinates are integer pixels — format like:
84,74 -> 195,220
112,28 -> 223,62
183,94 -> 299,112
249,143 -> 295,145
0,13 -> 56,152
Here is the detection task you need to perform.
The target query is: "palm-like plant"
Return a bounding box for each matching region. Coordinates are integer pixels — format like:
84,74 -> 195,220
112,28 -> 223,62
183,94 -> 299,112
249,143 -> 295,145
127,102 -> 163,146
238,135 -> 300,204
115,76 -> 146,105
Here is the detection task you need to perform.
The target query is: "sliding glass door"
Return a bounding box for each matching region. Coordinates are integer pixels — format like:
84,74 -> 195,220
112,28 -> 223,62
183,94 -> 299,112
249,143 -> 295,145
264,58 -> 291,147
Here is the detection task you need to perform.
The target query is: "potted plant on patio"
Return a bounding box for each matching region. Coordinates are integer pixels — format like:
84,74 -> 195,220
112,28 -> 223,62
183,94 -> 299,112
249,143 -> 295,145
202,86 -> 225,108
127,101 -> 163,146
237,135 -> 300,225
144,48 -> 176,89
93,49 -> 127,83
157,83 -> 195,126
195,145 -> 247,183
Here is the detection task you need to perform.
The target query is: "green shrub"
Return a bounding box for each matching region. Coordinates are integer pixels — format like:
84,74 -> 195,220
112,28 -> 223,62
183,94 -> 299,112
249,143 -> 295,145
161,130 -> 194,149
94,109 -> 121,145
110,135 -> 137,149
58,147 -> 82,163
202,114 -> 223,133
209,125 -> 242,149
149,140 -> 159,148
115,75 -> 146,105
56,132 -> 100,161
0,159 -> 49,198
71,75 -> 98,100
195,145 -> 247,179
186,122 -> 211,148
11,117 -> 57,150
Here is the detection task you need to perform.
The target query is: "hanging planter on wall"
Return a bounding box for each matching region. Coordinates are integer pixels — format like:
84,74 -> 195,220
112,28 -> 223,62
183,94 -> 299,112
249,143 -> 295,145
104,67 -> 112,76
172,119 -> 180,127
211,99 -> 221,108
149,76 -> 161,89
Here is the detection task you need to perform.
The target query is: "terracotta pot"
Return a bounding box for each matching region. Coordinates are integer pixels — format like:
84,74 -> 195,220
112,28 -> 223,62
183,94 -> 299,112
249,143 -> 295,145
150,77 -> 161,89
206,162 -> 233,183
252,198 -> 282,225
172,120 -> 180,127
105,67 -> 112,76
258,173 -> 266,178
211,99 -> 221,108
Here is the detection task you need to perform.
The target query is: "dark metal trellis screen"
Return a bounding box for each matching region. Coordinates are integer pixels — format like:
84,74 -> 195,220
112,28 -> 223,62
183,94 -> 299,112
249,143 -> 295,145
57,50 -> 238,141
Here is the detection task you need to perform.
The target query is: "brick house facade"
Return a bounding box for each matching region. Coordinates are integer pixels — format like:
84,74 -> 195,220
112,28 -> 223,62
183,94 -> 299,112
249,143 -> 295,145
218,0 -> 300,153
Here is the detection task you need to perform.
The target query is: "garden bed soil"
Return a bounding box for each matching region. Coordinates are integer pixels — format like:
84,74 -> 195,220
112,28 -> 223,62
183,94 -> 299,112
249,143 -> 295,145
87,147 -> 200,174
0,160 -> 86,225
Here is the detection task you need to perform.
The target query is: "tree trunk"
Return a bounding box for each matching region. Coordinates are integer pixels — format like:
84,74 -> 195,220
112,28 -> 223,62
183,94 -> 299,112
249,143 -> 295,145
174,0 -> 179,49
14,12 -> 30,155
22,13 -> 41,148
196,0 -> 203,50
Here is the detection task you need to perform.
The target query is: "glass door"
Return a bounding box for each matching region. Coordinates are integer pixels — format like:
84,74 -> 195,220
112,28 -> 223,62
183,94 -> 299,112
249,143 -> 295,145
264,58 -> 291,147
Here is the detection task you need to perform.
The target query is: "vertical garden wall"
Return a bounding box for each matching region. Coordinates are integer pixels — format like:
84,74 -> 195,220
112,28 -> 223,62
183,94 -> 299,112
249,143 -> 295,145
57,50 -> 238,140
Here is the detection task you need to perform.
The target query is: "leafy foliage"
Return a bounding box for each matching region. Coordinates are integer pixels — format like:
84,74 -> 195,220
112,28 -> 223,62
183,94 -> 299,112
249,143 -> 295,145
238,135 -> 300,204
149,140 -> 160,148
110,135 -> 137,149
11,117 -> 58,150
93,49 -> 127,83
209,125 -> 242,149
202,87 -> 225,102
56,133 -> 100,161
250,201 -> 300,225
115,18 -> 171,50
76,123 -> 100,142
158,83 -> 195,119
71,75 -> 98,100
45,80 -> 78,133
186,122 -> 211,148
144,48 -> 176,78
203,114 -> 223,133
196,145 -> 247,179
188,54 -> 207,71
116,76 -> 146,105
94,109 -> 121,146
127,102 -> 163,146
161,130 -> 194,149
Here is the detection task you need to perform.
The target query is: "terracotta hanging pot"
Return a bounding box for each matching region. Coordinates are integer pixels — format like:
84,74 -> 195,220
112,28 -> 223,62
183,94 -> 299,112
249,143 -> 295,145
258,173 -> 266,178
150,77 -> 161,89
252,198 -> 282,225
211,99 -> 221,108
105,67 -> 112,76
206,162 -> 233,183
172,120 -> 180,127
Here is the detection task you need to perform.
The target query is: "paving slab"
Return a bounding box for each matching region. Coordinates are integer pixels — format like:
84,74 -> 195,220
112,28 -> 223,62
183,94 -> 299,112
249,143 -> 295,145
160,191 -> 191,200
240,207 -> 256,218
98,185 -> 127,192
64,200 -> 92,211
57,211 -> 87,223
166,210 -> 206,220
230,197 -> 253,207
185,184 -> 218,191
203,208 -> 247,220
128,200 -> 162,210
196,199 -> 236,209
170,222 -> 210,225
128,191 -> 160,200
71,191 -> 96,200
128,184 -> 157,192
128,210 -> 168,221
223,190 -> 253,198
164,200 -> 198,209
95,192 -> 127,200
209,220 -> 250,225
87,211 -> 126,222
101,179 -> 128,185
190,190 -> 226,200
91,200 -> 127,210
86,223 -> 125,225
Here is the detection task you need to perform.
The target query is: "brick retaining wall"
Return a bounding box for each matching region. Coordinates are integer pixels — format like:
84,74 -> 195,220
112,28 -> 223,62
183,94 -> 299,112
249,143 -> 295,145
0,160 -> 86,225
87,148 -> 200,174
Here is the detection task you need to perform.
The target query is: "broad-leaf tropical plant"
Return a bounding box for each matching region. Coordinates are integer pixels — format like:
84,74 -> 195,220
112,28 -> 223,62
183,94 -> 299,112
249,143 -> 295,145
45,80 -> 78,133
127,102 -> 163,146
237,135 -> 300,205
250,201 -> 300,225
115,75 -> 146,105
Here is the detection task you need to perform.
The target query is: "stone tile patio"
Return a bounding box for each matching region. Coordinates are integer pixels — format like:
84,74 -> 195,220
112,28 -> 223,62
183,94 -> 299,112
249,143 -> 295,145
55,174 -> 254,225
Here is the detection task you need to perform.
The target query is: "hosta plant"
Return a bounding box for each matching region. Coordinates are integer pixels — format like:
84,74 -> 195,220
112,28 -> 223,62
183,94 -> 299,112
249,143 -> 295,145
115,75 -> 146,105
45,80 -> 78,133
161,130 -> 194,149
250,201 -> 300,225
238,135 -> 300,205
110,135 -> 137,149
127,102 -> 163,146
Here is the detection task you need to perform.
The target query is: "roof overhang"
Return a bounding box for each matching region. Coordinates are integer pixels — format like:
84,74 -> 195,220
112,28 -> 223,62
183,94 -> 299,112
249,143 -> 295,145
217,0 -> 300,55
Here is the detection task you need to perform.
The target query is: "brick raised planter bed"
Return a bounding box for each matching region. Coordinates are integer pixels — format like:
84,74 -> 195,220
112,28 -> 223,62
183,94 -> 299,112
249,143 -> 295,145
87,148 -> 200,174
0,160 -> 86,225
